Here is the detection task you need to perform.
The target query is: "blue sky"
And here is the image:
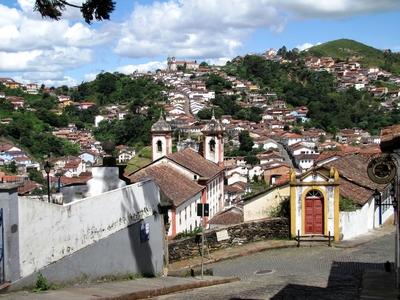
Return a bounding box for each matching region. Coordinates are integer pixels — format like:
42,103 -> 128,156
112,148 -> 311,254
0,0 -> 399,86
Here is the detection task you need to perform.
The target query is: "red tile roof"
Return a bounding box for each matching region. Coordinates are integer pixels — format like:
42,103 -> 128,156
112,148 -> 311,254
166,148 -> 224,179
208,207 -> 243,225
128,163 -> 204,207
380,124 -> 400,152
18,180 -> 40,195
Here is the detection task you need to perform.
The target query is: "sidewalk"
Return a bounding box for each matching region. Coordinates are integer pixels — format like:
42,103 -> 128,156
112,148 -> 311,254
0,276 -> 239,300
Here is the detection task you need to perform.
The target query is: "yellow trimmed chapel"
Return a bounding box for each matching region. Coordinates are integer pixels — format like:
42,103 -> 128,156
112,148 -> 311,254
289,167 -> 340,241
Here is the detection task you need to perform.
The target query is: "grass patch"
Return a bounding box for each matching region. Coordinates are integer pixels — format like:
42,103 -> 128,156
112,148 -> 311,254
125,146 -> 152,174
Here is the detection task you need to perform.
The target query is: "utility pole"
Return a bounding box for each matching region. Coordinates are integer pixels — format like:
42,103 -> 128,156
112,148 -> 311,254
201,203 -> 204,279
197,202 -> 209,279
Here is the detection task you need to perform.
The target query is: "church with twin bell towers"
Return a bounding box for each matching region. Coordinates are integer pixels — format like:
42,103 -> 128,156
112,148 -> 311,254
127,113 -> 225,238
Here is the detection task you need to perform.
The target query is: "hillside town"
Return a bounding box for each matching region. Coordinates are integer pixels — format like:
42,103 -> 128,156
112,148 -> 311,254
1,49 -> 400,298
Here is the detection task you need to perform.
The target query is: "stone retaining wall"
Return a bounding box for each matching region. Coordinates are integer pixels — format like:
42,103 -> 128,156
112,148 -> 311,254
168,217 -> 289,262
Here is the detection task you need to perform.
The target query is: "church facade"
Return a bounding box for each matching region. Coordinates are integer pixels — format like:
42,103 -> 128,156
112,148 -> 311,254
289,168 -> 340,241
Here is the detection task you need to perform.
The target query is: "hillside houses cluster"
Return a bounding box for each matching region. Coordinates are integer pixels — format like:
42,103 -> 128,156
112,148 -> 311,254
0,143 -> 39,173
155,71 -> 215,116
304,56 -> 400,102
94,105 -> 128,127
0,77 -> 39,94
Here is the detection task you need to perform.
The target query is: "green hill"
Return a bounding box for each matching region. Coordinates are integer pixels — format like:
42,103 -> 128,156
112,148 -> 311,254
305,39 -> 400,74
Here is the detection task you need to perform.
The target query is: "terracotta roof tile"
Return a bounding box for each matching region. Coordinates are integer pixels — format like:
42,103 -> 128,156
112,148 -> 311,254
128,164 -> 204,207
338,177 -> 373,205
18,180 -> 40,195
380,124 -> 400,152
166,148 -> 224,179
323,154 -> 387,196
208,207 -> 243,225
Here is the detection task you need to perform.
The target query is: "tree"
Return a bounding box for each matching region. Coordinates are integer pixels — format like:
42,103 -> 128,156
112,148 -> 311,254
28,169 -> 45,185
239,131 -> 254,153
34,0 -> 115,24
5,161 -> 17,174
277,46 -> 287,58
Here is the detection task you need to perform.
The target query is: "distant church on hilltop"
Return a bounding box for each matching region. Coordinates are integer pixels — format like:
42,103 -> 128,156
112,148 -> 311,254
167,57 -> 199,71
127,113 -> 225,238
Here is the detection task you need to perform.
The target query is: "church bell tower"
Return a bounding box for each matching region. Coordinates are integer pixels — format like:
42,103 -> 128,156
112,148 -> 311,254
151,113 -> 172,161
201,111 -> 224,166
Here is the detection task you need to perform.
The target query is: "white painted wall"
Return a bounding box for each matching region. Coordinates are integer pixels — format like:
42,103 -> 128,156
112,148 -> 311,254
207,175 -> 224,218
227,173 -> 247,185
244,185 -> 290,221
85,167 -> 126,199
175,193 -> 202,234
340,198 -> 393,240
18,180 -> 160,278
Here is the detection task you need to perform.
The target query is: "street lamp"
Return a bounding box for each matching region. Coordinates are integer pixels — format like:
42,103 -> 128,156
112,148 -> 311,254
374,189 -> 382,225
55,171 -> 62,193
44,161 -> 51,203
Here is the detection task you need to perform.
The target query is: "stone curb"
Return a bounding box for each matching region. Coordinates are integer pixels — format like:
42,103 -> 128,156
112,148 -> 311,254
100,277 -> 240,300
171,241 -> 298,272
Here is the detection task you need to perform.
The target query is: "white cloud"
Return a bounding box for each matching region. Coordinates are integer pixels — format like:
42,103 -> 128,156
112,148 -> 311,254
115,61 -> 167,74
0,47 -> 92,72
0,6 -> 108,52
114,0 -> 283,59
84,73 -> 98,82
114,0 -> 400,60
278,0 -> 400,18
0,1 -> 109,84
296,42 -> 321,51
2,0 -> 400,85
13,73 -> 78,87
204,57 -> 231,66
17,0 -> 85,20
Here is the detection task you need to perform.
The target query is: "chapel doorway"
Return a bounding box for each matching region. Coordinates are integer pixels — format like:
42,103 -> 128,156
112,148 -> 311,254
305,190 -> 324,234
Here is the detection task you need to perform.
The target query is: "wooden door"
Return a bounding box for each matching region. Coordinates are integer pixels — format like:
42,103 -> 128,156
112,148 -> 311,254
305,196 -> 324,234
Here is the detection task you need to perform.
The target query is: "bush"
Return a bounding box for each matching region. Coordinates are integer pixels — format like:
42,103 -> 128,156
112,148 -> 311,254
269,197 -> 290,218
34,272 -> 51,292
339,197 -> 359,211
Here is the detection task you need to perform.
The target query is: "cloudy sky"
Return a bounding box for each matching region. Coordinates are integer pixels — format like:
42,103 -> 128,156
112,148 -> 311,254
1,0 -> 400,86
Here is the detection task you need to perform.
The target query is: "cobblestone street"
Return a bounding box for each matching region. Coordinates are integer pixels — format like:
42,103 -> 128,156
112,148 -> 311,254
154,230 -> 395,299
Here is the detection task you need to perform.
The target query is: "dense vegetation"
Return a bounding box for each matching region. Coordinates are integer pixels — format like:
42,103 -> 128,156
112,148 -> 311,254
87,73 -> 166,146
307,39 -> 400,74
199,74 -> 263,122
0,85 -> 79,158
224,55 -> 400,135
0,72 -> 166,158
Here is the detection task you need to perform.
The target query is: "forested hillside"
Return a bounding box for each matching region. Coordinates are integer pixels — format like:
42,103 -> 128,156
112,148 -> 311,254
224,55 -> 400,134
306,39 -> 400,74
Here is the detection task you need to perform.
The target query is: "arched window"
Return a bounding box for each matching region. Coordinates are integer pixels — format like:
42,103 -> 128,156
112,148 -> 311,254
157,140 -> 162,152
306,190 -> 322,198
209,139 -> 216,152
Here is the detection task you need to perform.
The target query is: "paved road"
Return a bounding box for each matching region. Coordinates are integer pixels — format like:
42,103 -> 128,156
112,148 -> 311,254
153,232 -> 395,299
276,142 -> 294,169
